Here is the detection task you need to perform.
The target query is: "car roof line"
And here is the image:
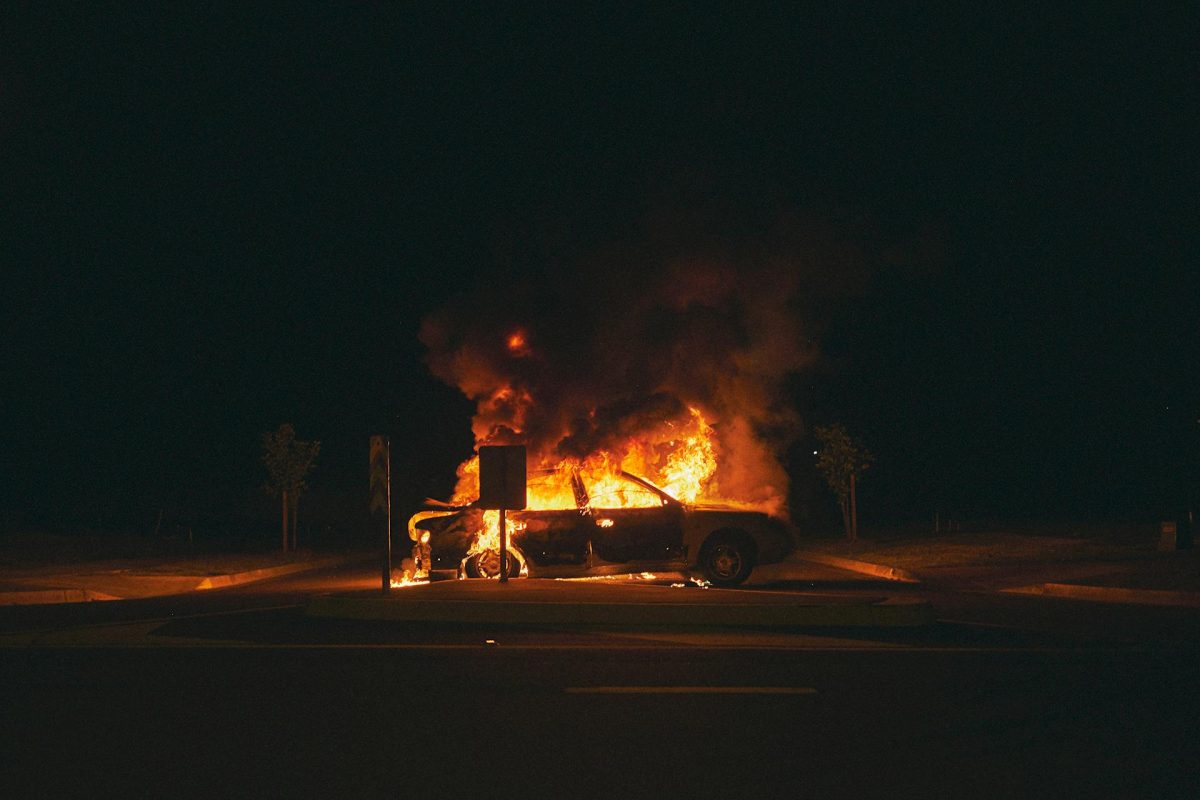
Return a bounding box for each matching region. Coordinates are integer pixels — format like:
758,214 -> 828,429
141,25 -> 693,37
617,471 -> 680,504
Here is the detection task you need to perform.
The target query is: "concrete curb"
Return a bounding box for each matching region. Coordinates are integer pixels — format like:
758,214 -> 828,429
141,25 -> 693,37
305,593 -> 935,627
795,553 -> 921,583
193,556 -> 356,590
0,588 -> 123,606
1003,583 -> 1200,607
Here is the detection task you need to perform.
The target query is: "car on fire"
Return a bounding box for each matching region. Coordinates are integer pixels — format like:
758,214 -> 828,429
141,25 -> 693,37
408,468 -> 794,586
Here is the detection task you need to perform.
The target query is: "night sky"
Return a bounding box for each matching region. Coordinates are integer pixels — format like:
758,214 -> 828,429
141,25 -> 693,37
3,5 -> 1196,542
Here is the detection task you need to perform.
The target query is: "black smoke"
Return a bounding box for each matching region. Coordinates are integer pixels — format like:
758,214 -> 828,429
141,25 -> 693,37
419,186 -> 936,515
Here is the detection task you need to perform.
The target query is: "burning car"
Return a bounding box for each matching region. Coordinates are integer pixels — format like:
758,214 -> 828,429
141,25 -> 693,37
408,467 -> 794,586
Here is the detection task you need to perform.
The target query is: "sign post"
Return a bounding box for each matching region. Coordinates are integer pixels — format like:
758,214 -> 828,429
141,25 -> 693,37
477,445 -> 527,583
499,507 -> 507,583
370,436 -> 391,594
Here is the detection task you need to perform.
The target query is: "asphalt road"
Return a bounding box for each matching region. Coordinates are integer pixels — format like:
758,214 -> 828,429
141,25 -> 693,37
1,560 -> 1196,799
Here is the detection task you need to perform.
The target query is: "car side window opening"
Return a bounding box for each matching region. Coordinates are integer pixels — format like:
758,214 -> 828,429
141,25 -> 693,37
586,488 -> 665,510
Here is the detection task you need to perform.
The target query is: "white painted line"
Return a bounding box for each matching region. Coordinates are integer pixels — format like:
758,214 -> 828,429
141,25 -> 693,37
0,643 -> 1095,654
0,641 -> 1096,654
936,618 -> 1029,630
565,686 -> 818,695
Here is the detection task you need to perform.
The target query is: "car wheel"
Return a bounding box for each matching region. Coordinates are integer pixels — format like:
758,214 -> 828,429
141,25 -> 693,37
464,550 -> 522,579
700,532 -> 755,587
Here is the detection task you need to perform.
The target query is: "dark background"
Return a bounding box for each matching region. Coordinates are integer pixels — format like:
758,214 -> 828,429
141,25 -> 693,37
3,5 -> 1196,544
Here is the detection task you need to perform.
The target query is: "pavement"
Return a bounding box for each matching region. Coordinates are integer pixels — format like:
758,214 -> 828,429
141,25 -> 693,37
305,528 -> 1199,627
0,554 -> 357,606
3,528 -> 1195,629
306,577 -> 934,627
791,529 -> 1200,607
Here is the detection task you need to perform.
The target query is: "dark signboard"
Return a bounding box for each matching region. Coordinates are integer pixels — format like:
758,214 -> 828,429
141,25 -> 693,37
478,445 -> 527,510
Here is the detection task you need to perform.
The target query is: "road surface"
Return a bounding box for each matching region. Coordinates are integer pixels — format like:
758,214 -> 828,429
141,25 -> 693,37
1,560 -> 1195,798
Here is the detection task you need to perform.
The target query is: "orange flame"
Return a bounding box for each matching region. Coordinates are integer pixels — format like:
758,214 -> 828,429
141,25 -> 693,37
453,407 -> 719,508
450,406 -> 764,562
505,330 -> 531,357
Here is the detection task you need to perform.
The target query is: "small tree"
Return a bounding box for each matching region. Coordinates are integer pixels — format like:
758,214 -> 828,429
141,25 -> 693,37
262,423 -> 321,553
814,424 -> 871,541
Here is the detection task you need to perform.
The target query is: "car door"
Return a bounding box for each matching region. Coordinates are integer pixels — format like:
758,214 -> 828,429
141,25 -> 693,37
586,480 -> 685,565
512,507 -> 593,567
510,470 -> 594,568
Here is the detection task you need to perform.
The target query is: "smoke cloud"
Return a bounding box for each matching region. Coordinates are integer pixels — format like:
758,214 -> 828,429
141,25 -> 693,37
418,197 -> 912,517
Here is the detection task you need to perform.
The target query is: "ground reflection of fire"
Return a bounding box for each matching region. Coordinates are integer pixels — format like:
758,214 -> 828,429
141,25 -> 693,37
555,572 -> 659,583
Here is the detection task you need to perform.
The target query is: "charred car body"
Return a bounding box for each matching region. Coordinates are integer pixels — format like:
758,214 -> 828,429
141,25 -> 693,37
409,469 -> 794,586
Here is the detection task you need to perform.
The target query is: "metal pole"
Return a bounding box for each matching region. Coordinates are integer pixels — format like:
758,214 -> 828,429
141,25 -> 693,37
382,438 -> 392,594
499,507 -> 508,583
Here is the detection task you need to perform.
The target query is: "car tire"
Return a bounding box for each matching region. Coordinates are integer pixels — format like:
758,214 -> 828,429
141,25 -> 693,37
463,550 -> 522,579
700,531 -> 755,587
